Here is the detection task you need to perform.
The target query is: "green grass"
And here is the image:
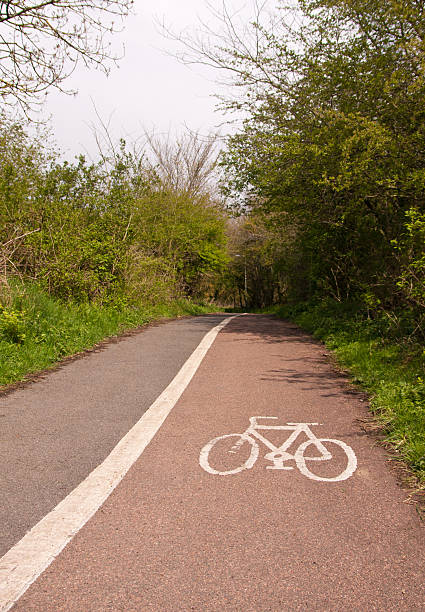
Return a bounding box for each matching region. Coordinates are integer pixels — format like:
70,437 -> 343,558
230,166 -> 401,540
274,300 -> 425,485
0,282 -> 220,388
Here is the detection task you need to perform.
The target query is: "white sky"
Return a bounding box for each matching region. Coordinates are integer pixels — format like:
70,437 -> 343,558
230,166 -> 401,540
42,0 -> 252,160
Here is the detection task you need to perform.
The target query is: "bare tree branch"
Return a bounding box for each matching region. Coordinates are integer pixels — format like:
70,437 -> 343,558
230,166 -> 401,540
144,128 -> 221,198
0,0 -> 134,113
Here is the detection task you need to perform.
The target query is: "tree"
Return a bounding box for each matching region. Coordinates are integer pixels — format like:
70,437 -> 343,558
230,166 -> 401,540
143,129 -> 221,198
219,212 -> 291,308
168,1 -> 425,316
0,0 -> 133,112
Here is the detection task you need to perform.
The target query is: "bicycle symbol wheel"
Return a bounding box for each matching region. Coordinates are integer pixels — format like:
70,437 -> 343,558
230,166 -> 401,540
199,433 -> 259,476
294,438 -> 357,482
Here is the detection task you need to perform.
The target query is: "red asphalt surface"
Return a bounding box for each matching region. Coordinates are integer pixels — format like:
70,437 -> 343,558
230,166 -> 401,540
12,315 -> 425,611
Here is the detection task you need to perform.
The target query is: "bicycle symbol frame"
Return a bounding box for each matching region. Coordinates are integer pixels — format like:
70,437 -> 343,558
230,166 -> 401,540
199,416 -> 357,482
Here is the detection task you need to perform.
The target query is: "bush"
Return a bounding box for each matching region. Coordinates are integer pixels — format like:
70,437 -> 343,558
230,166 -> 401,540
0,305 -> 26,343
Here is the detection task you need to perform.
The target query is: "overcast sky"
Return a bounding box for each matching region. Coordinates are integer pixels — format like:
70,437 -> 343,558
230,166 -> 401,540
42,0 -> 253,160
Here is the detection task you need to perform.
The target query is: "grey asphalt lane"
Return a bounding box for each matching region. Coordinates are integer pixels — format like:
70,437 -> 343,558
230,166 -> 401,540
0,314 -> 228,557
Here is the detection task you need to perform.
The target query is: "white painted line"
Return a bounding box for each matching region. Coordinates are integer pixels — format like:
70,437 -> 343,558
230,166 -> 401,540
0,314 -> 240,612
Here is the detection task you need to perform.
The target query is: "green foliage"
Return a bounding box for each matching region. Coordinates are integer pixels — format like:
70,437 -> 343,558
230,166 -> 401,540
0,115 -> 228,307
219,212 -> 290,309
393,209 -> 425,315
132,190 -> 227,298
0,305 -> 26,343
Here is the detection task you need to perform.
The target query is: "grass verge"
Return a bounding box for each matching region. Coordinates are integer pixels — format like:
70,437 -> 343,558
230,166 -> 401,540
273,300 -> 425,488
0,282 -> 220,388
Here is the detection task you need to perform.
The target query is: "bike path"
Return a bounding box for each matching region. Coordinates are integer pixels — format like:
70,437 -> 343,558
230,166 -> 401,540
8,315 -> 425,610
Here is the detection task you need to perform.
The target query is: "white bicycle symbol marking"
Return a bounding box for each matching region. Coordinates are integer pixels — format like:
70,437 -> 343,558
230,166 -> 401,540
199,417 -> 357,482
